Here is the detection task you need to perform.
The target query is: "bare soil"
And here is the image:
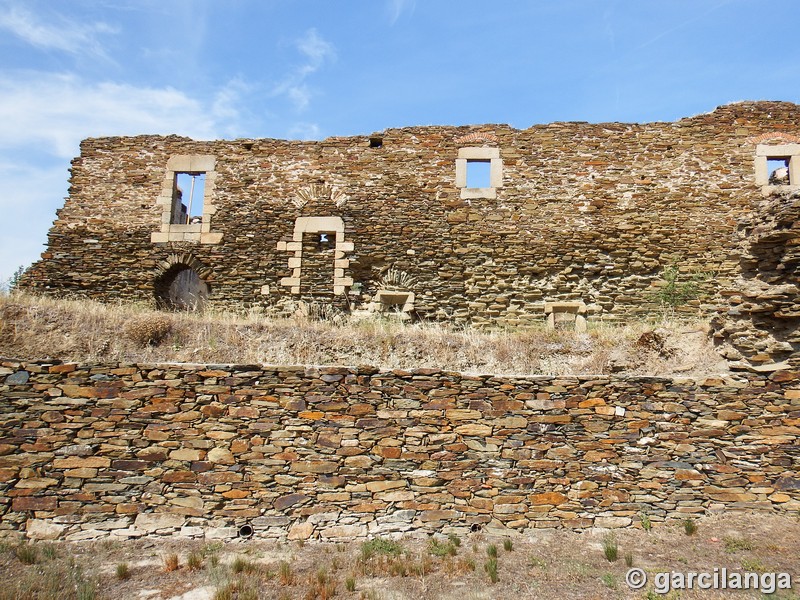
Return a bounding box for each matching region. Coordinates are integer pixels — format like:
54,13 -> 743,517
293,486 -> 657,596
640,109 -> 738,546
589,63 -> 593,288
0,514 -> 798,599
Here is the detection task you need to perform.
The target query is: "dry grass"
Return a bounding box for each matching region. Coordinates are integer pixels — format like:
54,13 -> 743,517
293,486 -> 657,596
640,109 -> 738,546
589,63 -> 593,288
0,292 -> 728,377
0,514 -> 797,599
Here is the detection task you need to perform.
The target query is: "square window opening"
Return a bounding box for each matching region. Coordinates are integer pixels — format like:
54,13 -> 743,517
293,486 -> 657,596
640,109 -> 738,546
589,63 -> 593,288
369,136 -> 383,148
172,172 -> 206,224
767,157 -> 790,185
466,159 -> 491,188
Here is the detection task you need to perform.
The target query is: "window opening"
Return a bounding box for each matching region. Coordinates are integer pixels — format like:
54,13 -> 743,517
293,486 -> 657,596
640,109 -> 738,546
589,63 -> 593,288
369,136 -> 383,148
317,232 -> 336,249
466,159 -> 491,188
768,158 -> 790,185
173,172 -> 206,224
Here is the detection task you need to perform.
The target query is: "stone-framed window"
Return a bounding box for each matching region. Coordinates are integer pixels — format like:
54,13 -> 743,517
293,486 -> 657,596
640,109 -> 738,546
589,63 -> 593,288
455,147 -> 502,199
151,155 -> 223,244
755,144 -> 800,190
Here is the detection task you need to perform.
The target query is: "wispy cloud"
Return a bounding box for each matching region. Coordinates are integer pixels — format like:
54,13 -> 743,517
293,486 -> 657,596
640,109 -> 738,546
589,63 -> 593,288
288,122 -> 322,141
387,0 -> 415,24
0,71 -> 240,157
271,28 -> 336,111
0,2 -> 117,58
637,0 -> 733,49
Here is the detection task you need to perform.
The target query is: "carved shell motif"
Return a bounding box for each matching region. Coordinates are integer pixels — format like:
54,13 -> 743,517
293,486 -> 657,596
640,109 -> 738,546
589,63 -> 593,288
293,183 -> 348,209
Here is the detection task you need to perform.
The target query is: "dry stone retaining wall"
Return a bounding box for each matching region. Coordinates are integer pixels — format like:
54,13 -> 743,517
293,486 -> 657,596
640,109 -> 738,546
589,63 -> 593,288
20,101 -> 800,325
1,359 -> 799,541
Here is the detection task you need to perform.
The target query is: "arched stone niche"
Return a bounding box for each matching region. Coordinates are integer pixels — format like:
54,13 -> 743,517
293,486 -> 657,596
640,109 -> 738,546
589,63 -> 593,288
154,253 -> 212,310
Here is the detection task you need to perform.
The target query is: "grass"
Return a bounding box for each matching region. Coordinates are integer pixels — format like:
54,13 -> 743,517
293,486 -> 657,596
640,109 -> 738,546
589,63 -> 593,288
503,538 -> 513,552
307,567 -> 336,600
602,535 -> 618,562
0,292 -> 725,378
0,558 -> 97,600
115,563 -> 130,580
360,538 -> 404,561
486,544 -> 498,559
231,556 -> 257,574
683,518 -> 697,536
724,536 -> 754,553
163,553 -> 179,572
278,560 -> 294,586
15,544 -> 37,565
484,557 -> 499,583
639,510 -> 652,532
428,538 -> 458,557
187,551 -> 203,570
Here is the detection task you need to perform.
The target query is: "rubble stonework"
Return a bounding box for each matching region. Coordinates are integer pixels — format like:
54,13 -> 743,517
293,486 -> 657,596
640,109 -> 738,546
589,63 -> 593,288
1,360 -> 799,541
19,101 -> 800,325
711,189 -> 800,368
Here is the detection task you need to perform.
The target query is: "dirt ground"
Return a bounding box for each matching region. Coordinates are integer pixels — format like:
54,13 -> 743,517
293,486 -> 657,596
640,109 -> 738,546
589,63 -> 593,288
0,513 -> 798,599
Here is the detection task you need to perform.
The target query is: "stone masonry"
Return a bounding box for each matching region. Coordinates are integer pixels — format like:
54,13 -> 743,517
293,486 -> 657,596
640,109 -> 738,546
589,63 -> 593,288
1,360 -> 799,541
19,101 -> 800,326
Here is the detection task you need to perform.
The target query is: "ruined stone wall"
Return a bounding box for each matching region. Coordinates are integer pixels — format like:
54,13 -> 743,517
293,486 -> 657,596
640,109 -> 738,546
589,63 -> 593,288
711,189 -> 800,368
21,101 -> 800,325
2,359 -> 799,541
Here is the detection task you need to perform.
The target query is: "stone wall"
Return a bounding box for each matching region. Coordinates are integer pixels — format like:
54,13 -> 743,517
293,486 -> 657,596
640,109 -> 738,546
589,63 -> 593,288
2,359 -> 799,541
711,189 -> 800,368
20,101 -> 800,325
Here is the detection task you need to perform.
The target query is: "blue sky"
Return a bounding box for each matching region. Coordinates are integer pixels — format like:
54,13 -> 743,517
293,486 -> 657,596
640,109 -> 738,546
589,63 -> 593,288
1,0 -> 799,284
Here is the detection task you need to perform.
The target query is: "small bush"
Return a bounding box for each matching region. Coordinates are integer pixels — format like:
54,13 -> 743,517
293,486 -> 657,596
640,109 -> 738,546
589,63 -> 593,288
602,535 -> 618,562
447,533 -> 461,547
503,538 -> 513,552
41,544 -> 57,560
124,314 -> 173,346
639,511 -> 652,532
345,576 -> 356,592
428,538 -> 457,557
683,518 -> 697,536
16,544 -> 37,564
163,553 -> 179,572
116,563 -> 130,580
360,538 -> 404,561
486,544 -> 498,559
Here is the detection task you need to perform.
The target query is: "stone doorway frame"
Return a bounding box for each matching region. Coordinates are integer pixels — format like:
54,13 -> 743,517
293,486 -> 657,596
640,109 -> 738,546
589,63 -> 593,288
277,216 -> 353,295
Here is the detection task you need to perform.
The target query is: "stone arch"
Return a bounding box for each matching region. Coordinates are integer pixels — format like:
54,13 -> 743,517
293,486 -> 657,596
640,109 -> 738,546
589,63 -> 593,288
154,253 -> 212,310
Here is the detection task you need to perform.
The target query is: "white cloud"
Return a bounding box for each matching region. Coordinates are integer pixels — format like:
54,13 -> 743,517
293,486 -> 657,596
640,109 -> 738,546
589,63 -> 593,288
0,3 -> 117,58
296,28 -> 336,67
0,159 -> 66,281
270,28 -> 335,112
387,0 -> 416,24
0,71 -> 233,157
287,122 -> 322,141
0,70 -> 248,280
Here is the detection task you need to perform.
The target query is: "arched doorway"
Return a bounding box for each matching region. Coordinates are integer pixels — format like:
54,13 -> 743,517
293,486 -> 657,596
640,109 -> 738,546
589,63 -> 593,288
154,254 -> 212,310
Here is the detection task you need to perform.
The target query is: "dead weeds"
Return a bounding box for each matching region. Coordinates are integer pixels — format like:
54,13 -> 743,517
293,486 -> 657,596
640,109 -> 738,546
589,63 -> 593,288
0,293 -> 728,378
